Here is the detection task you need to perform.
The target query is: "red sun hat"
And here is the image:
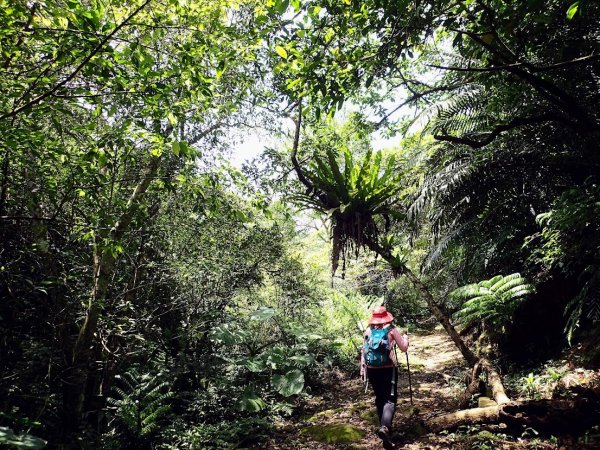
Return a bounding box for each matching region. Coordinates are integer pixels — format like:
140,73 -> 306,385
369,306 -> 394,325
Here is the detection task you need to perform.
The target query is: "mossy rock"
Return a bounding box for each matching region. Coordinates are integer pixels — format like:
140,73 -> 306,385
400,405 -> 421,418
359,409 -> 379,426
301,423 -> 365,443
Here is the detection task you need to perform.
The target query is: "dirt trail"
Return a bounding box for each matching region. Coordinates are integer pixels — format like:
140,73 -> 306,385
260,330 -> 598,449
262,330 -> 468,449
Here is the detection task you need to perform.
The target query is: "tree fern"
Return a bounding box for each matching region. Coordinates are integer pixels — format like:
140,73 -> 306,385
452,273 -> 535,330
431,87 -> 496,137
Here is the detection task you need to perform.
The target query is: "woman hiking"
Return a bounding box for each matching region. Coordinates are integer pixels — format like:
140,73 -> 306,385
360,306 -> 409,449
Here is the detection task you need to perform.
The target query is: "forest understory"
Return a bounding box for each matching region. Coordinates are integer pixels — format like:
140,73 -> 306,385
263,330 -> 600,450
1,0 -> 599,448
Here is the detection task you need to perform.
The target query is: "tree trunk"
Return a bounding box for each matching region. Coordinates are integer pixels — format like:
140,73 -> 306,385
457,363 -> 483,409
479,358 -> 510,405
428,399 -> 600,434
61,156 -> 161,445
428,405 -> 500,432
361,235 -> 510,406
403,268 -> 479,367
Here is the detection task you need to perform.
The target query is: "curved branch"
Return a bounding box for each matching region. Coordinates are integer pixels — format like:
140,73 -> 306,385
289,100 -> 314,193
428,54 -> 598,73
449,28 -> 596,127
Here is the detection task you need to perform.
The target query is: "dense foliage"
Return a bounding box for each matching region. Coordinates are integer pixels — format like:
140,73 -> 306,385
1,0 -> 598,448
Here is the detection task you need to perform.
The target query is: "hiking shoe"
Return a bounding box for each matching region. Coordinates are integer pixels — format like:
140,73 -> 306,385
377,426 -> 393,449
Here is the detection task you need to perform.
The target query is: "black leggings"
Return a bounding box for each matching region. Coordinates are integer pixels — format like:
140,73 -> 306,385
367,366 -> 398,429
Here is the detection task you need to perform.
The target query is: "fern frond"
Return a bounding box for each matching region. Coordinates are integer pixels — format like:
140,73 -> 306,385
453,273 -> 535,330
490,273 -> 523,291
108,368 -> 173,438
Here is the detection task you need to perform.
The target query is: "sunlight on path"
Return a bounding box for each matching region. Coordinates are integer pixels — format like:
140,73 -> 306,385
261,330 -> 468,450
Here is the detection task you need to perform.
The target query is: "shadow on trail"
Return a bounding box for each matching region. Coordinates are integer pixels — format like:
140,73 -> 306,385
262,330 -> 467,450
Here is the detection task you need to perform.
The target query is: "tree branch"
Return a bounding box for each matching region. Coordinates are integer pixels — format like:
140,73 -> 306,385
0,0 -> 153,121
449,28 -> 596,127
428,54 -> 598,74
290,100 -> 314,193
434,114 -> 579,149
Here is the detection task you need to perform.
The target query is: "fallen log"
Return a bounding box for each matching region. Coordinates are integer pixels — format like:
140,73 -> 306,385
428,399 -> 600,434
480,358 -> 510,405
428,405 -> 500,432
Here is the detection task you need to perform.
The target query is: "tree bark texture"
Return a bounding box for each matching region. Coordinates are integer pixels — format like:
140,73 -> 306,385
458,363 -> 484,409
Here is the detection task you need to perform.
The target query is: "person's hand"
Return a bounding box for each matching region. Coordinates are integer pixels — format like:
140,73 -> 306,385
398,332 -> 409,353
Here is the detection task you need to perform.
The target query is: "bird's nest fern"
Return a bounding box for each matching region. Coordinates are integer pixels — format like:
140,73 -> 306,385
292,146 -> 403,276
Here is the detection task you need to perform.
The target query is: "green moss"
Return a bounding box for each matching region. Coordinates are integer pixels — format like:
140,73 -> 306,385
359,409 -> 379,426
400,405 -> 420,418
349,401 -> 370,413
307,408 -> 340,423
301,423 -> 365,443
462,430 -> 502,448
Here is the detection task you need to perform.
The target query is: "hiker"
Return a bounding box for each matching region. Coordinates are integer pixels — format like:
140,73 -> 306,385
360,306 -> 409,449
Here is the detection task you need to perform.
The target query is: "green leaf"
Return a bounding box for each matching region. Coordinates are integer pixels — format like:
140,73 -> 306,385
56,16 -> 69,30
250,306 -> 276,321
287,324 -> 322,341
566,2 -> 579,19
272,369 -> 304,396
167,112 -> 178,126
239,390 -> 266,411
244,357 -> 267,372
0,427 -> 47,449
211,325 -> 249,345
289,354 -> 314,367
286,77 -> 304,90
172,141 -> 180,157
274,0 -> 289,14
275,45 -> 288,59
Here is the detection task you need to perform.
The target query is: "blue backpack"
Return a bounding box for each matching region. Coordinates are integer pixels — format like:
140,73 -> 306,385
364,326 -> 392,367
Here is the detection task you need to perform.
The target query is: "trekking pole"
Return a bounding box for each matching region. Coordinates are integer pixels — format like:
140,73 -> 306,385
406,351 -> 414,405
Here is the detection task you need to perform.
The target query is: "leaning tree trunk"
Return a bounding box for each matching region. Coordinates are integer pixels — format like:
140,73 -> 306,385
362,236 -> 510,406
287,104 -> 509,410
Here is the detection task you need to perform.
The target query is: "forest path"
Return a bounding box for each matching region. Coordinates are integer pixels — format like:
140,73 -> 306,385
261,329 -> 469,450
